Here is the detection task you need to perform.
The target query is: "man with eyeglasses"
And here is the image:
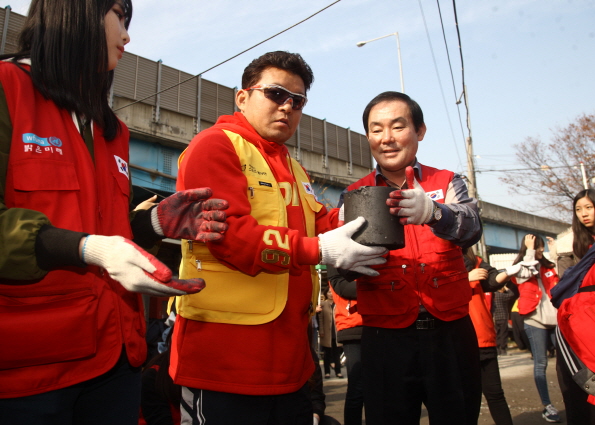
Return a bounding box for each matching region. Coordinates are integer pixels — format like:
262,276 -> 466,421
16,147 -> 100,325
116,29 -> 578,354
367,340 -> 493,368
170,51 -> 387,425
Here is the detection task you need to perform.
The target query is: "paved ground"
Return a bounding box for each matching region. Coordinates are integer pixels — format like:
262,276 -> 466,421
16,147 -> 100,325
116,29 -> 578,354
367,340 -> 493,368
321,347 -> 565,424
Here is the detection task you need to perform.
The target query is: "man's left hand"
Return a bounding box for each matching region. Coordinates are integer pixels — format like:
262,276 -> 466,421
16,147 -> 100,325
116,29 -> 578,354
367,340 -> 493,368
387,166 -> 434,225
153,188 -> 229,242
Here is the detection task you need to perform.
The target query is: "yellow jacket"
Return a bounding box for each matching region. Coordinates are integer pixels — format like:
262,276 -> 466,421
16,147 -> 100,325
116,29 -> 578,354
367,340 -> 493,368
174,130 -> 321,325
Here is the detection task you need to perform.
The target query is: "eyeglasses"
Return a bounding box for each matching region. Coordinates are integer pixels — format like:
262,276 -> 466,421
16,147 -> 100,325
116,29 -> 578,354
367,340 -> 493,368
245,84 -> 308,110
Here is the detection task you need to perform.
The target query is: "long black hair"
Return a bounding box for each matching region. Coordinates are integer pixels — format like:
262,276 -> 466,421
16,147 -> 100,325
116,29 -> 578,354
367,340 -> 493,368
513,234 -> 556,269
572,189 -> 595,260
2,0 -> 132,140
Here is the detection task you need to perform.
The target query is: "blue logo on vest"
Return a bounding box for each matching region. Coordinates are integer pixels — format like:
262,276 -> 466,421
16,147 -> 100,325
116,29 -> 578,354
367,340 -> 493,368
22,133 -> 63,147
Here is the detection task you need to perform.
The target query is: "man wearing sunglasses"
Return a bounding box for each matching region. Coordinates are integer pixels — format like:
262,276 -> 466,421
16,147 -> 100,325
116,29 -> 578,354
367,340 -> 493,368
170,51 -> 387,425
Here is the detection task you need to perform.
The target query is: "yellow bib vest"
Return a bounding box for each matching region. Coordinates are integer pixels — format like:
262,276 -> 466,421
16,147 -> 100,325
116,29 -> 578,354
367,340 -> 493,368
174,130 -> 322,325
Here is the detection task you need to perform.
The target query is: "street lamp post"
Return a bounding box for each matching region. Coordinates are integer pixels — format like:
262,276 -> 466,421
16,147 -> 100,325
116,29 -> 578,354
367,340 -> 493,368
356,32 -> 404,93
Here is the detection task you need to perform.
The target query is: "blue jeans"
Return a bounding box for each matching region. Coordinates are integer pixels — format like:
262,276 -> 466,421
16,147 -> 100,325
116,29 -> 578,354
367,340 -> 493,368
524,323 -> 557,406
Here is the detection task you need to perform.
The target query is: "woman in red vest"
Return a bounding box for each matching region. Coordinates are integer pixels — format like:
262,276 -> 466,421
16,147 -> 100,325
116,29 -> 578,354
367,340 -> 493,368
556,189 -> 595,424
514,234 -> 561,423
0,1 -> 227,423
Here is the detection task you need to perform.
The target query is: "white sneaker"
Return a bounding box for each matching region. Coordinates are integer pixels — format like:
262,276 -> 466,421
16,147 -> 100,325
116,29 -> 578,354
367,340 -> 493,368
542,404 -> 561,423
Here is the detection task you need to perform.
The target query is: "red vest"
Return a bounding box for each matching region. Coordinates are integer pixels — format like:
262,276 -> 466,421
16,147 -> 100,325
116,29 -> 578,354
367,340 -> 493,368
0,62 -> 146,398
468,257 -> 496,348
558,266 -> 595,374
515,266 -> 558,315
329,286 -> 362,332
352,165 -> 471,328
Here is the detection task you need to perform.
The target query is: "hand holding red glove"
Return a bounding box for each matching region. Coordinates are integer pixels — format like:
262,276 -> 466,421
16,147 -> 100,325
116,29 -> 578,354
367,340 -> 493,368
152,188 -> 229,242
82,235 -> 205,296
386,166 -> 434,225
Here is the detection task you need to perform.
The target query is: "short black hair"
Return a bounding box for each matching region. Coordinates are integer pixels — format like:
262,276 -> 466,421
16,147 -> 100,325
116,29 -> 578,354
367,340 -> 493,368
12,0 -> 133,140
362,91 -> 424,134
241,51 -> 314,93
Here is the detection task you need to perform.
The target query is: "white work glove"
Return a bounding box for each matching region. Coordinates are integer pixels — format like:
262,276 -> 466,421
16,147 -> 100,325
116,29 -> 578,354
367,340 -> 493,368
313,415 -> 320,425
505,261 -> 539,278
504,263 -> 522,277
319,217 -> 388,277
82,235 -> 206,297
387,166 -> 434,225
521,260 -> 540,276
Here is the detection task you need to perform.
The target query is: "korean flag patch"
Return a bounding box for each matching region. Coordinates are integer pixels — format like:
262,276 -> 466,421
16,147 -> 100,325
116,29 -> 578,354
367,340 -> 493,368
425,189 -> 444,202
114,155 -> 129,179
545,271 -> 554,278
302,182 -> 318,200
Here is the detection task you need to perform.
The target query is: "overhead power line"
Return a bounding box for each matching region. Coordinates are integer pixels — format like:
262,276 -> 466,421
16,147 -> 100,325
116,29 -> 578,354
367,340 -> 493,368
115,0 -> 342,112
435,0 -> 466,142
476,164 -> 584,173
417,0 -> 463,169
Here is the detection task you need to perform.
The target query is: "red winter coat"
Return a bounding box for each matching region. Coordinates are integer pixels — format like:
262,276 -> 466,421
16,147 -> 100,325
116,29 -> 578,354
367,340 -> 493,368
558,265 -> 595,374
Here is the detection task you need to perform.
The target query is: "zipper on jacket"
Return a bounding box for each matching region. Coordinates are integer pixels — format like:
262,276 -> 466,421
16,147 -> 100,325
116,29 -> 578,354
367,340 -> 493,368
187,240 -> 194,252
195,259 -> 202,271
420,263 -> 426,273
402,265 -> 407,274
433,277 -> 438,288
248,187 -> 255,198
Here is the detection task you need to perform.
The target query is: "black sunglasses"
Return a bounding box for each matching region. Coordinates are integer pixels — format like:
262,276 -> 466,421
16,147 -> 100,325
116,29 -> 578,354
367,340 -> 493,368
246,84 -> 308,111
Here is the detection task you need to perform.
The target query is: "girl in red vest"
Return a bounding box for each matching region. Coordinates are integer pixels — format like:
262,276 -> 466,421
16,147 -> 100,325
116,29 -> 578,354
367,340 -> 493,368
513,234 -> 561,423
556,189 -> 595,424
464,248 -> 519,425
0,1 -> 227,423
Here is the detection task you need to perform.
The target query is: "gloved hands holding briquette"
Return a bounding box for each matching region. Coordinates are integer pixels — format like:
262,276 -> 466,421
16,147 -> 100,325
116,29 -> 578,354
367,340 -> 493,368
319,217 -> 388,276
386,166 -> 434,225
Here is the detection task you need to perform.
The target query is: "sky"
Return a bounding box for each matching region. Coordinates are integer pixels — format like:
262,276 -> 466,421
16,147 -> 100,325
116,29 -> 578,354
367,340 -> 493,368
7,0 -> 595,221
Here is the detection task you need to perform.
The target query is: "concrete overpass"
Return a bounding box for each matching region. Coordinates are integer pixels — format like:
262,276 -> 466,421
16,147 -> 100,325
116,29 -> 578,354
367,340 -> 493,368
1,5 -> 570,265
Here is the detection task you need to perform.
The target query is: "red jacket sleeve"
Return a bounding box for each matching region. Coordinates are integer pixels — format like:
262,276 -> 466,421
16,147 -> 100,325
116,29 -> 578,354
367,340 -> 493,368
178,129 -> 332,276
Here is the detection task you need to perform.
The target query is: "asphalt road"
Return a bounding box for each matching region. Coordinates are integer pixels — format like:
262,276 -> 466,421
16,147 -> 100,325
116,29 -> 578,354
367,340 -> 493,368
322,347 -> 565,425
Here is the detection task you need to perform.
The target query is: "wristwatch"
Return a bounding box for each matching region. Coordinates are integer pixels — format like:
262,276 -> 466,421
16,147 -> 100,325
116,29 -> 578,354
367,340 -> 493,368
427,202 -> 442,225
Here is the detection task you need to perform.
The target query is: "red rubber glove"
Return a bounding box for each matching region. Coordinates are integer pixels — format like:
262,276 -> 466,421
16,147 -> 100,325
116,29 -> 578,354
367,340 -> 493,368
82,235 -> 205,296
386,166 -> 434,225
152,188 -> 229,242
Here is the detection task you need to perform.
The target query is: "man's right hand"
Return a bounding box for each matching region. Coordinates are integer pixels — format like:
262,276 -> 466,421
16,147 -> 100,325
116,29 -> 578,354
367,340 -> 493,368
319,217 -> 388,276
81,235 -> 206,296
